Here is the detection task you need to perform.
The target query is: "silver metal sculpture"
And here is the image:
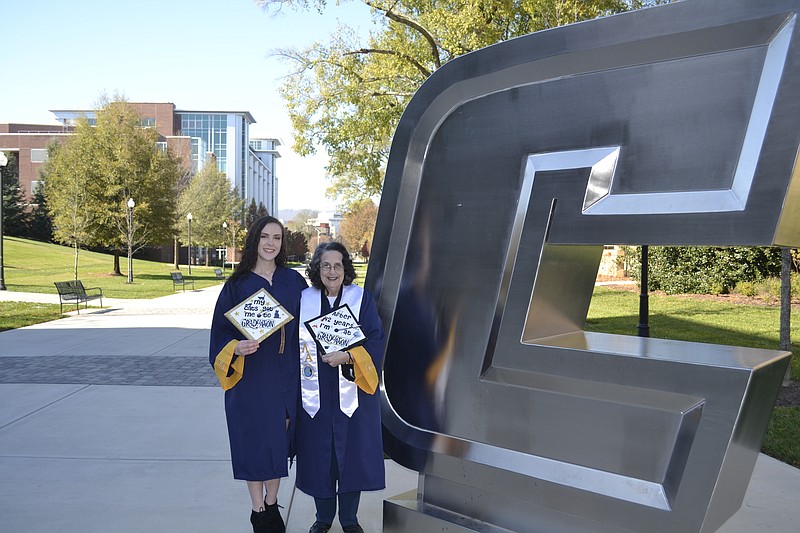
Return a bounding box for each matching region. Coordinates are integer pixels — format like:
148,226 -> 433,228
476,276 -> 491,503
367,0 -> 800,531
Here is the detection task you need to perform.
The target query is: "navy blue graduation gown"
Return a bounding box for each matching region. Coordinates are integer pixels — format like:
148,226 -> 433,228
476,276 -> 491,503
295,286 -> 386,498
209,268 -> 307,480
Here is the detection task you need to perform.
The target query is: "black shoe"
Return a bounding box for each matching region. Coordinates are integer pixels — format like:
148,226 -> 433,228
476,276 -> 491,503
342,524 -> 364,533
309,521 -> 332,533
250,509 -> 268,533
264,501 -> 285,533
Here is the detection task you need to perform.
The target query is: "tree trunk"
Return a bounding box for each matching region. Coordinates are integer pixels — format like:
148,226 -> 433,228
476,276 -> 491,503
113,250 -> 122,276
780,247 -> 792,386
173,237 -> 179,270
73,242 -> 79,280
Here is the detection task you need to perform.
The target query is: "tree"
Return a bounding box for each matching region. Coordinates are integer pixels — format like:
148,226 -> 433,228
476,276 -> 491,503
309,232 -> 332,255
245,198 -> 259,231
285,228 -> 309,261
172,163 -> 193,270
1,151 -> 32,237
339,198 -> 378,252
287,209 -> 319,241
44,97 -> 183,276
43,138 -> 100,279
258,0 -> 671,208
178,161 -> 243,265
28,181 -> 52,242
780,247 -> 792,386
90,98 -> 182,275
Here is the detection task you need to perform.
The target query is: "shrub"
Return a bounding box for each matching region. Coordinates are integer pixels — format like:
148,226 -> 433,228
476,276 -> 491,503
625,246 -> 785,295
734,281 -> 757,297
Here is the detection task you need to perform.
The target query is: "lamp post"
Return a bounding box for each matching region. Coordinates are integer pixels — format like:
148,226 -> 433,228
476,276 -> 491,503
637,245 -> 650,337
126,198 -> 135,283
187,212 -> 193,275
0,151 -> 7,290
222,221 -> 228,271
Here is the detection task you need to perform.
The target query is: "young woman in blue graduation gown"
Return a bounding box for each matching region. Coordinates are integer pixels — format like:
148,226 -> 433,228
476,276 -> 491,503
209,215 -> 307,533
296,242 -> 386,533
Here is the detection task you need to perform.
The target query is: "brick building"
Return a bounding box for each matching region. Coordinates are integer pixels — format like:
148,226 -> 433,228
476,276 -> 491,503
0,102 -> 280,214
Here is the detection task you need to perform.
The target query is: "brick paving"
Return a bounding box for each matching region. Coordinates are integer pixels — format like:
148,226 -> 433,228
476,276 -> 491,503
0,355 -> 217,387
0,286 -> 223,387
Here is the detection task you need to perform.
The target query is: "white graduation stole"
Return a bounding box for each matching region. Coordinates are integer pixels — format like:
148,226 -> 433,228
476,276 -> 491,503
300,285 -> 364,417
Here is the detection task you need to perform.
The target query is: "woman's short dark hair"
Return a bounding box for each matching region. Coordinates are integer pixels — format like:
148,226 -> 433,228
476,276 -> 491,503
306,241 -> 357,291
229,216 -> 287,282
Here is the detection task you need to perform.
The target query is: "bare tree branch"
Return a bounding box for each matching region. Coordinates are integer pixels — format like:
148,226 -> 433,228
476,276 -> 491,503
345,47 -> 431,78
364,0 -> 442,69
371,90 -> 414,98
271,48 -> 366,82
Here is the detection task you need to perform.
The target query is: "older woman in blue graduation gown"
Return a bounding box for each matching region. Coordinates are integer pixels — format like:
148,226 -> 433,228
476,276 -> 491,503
296,242 -> 385,533
209,216 -> 307,533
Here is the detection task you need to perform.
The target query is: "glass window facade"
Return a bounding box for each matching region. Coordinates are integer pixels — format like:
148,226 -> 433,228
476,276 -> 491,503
189,137 -> 208,175
249,139 -> 275,151
179,113 -> 228,174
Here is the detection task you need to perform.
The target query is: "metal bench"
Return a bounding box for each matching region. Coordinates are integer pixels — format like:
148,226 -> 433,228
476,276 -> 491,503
170,271 -> 195,291
53,280 -> 104,314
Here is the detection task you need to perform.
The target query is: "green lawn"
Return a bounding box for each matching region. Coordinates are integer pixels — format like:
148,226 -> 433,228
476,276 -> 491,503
353,261 -> 368,286
0,301 -> 65,332
2,236 -> 224,298
762,407 -> 800,468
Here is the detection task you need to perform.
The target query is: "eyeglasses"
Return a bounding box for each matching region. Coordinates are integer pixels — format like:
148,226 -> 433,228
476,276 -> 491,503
320,262 -> 344,273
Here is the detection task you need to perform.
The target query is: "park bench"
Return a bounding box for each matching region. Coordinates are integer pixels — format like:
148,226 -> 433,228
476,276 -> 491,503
214,268 -> 227,280
170,271 -> 195,292
53,280 -> 104,314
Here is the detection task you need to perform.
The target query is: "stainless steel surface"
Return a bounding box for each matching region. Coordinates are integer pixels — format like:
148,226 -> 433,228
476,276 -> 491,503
369,0 -> 800,531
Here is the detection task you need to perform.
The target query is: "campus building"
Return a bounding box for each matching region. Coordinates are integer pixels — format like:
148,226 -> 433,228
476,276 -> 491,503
0,102 -> 280,215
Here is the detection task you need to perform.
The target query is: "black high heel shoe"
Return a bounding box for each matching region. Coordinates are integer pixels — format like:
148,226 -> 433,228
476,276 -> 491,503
263,497 -> 286,533
250,507 -> 268,533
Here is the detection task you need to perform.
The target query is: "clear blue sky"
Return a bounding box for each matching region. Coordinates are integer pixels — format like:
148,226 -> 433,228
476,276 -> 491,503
1,0 -> 376,212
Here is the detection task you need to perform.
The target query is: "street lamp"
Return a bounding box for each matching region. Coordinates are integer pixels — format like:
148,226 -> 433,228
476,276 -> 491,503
222,221 -> 228,271
0,151 -> 7,290
637,245 -> 650,337
126,198 -> 135,283
187,212 -> 193,275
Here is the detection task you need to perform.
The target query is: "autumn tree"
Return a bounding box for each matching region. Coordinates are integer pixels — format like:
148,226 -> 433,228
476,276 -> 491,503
285,228 -> 309,261
258,0 -> 670,208
178,161 -> 243,265
339,198 -> 378,253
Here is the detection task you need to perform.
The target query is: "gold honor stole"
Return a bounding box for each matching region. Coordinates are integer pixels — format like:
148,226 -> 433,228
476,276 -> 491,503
299,285 -> 364,417
213,340 -> 244,390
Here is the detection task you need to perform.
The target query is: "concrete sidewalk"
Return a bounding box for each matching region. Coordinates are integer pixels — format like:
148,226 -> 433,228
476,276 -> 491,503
0,286 -> 798,532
